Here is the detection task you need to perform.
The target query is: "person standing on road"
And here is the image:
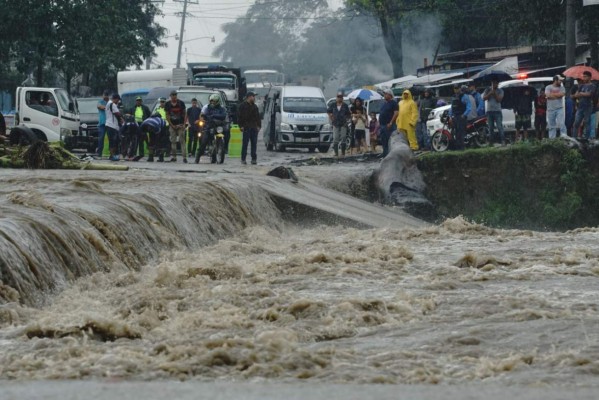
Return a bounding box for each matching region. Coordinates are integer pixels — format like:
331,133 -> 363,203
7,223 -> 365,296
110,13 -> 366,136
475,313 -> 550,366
468,82 -> 485,117
351,97 -> 367,154
105,93 -> 124,161
572,70 -> 596,139
449,84 -> 471,150
513,87 -> 534,142
534,90 -> 547,140
96,91 -> 109,158
327,92 -> 352,157
186,98 -> 202,158
396,90 -> 419,151
164,90 -> 187,163
482,78 -> 505,145
237,91 -> 261,165
545,75 -> 567,139
128,96 -> 151,159
417,88 -> 436,150
377,89 -> 398,157
368,112 -> 380,153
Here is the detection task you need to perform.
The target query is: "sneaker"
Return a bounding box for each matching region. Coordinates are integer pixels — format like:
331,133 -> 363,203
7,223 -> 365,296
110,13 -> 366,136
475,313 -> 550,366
133,155 -> 143,162
251,159 -> 257,165
157,155 -> 164,162
147,155 -> 154,162
109,155 -> 120,162
170,157 -> 177,162
241,160 -> 247,165
183,158 -> 188,164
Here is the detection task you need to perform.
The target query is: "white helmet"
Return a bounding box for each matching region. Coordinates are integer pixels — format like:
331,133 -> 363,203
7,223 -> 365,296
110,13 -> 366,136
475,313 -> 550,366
209,94 -> 220,105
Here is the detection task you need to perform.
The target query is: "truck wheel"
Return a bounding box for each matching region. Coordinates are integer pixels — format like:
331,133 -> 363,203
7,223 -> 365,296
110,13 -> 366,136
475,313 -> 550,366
9,126 -> 38,146
317,145 -> 330,154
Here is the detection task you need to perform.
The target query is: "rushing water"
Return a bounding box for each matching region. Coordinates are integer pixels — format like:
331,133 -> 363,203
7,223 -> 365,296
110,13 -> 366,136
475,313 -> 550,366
0,168 -> 598,390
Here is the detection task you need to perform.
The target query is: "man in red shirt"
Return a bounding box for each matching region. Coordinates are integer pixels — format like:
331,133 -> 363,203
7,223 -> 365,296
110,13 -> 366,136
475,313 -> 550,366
164,90 -> 187,162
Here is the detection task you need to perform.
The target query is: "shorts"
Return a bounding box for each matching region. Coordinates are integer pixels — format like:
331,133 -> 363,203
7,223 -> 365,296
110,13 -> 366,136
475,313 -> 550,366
515,114 -> 531,130
534,114 -> 547,130
354,129 -> 366,142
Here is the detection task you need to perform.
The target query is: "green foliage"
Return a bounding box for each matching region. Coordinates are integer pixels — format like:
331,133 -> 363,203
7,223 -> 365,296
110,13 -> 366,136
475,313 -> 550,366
0,0 -> 164,92
420,142 -> 599,231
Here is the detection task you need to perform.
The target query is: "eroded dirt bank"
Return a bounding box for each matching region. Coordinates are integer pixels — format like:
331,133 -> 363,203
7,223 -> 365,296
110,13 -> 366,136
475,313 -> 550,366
417,142 -> 599,230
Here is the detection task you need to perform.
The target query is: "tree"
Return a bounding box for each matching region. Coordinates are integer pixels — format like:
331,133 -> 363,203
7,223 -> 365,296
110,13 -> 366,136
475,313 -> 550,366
0,0 -> 165,92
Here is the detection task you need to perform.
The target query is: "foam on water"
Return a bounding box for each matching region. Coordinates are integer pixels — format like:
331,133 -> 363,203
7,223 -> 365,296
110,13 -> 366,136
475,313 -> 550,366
1,213 -> 598,385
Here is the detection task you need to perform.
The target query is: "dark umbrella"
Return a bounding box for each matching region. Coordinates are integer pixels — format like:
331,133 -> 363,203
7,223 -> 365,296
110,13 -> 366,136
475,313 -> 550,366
472,70 -> 513,84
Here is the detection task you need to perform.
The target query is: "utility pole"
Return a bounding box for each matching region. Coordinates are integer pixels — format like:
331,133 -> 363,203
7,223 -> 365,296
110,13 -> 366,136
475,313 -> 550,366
566,0 -> 576,68
175,0 -> 188,69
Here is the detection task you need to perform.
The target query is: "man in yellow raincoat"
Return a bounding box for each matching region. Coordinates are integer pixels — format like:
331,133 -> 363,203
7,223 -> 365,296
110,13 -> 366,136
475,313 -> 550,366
396,90 -> 419,150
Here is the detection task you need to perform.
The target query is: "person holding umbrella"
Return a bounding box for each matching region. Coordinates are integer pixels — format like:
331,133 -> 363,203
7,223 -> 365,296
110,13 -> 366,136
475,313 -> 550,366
572,70 -> 596,140
482,78 -> 505,145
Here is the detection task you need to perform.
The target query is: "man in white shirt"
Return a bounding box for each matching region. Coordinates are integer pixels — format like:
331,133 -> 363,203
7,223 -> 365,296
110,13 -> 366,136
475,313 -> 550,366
105,93 -> 124,161
545,76 -> 567,139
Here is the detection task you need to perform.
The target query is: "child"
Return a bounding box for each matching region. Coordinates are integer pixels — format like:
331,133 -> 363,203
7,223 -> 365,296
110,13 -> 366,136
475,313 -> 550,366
352,108 -> 368,154
368,112 -> 380,153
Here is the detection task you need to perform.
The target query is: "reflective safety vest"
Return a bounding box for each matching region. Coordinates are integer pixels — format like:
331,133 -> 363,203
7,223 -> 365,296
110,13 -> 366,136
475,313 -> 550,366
135,106 -> 144,123
157,107 -> 169,126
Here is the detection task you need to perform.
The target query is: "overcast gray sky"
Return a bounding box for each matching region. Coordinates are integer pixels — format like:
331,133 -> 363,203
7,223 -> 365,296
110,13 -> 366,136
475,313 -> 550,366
152,0 -> 342,68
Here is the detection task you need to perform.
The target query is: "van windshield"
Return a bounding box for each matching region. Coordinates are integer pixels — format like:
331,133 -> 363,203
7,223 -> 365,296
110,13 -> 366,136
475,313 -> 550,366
283,97 -> 327,113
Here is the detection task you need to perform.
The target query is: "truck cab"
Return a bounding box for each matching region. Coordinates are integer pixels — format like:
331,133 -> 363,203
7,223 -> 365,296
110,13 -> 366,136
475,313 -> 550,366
14,87 -> 79,143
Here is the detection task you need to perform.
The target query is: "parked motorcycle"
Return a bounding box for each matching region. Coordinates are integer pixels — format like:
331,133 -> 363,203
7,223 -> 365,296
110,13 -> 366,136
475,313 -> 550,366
431,110 -> 490,152
195,117 -> 226,164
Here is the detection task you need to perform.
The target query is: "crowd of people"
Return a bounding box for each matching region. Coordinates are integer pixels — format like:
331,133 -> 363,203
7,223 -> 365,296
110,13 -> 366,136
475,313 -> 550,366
327,72 -> 598,156
95,90 -> 261,164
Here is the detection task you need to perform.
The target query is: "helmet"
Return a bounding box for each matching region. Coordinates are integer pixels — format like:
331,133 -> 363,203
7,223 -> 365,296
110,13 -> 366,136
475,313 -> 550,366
436,99 -> 447,107
209,94 -> 220,105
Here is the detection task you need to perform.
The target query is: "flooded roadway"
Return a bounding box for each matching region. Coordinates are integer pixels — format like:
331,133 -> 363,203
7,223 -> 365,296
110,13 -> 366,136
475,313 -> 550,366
0,146 -> 598,398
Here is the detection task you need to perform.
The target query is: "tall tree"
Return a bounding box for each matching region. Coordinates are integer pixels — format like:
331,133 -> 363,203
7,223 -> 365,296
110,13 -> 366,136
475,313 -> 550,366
0,0 -> 165,92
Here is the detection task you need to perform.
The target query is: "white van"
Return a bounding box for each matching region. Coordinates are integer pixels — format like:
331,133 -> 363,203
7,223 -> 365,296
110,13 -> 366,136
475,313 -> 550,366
265,86 -> 332,153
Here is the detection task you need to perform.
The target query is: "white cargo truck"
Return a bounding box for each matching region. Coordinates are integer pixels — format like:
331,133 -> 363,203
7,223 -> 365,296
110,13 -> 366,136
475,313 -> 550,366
10,87 -> 80,145
117,68 -> 188,95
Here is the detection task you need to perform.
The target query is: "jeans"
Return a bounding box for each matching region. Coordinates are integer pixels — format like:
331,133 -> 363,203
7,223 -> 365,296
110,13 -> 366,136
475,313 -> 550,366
106,126 -> 119,155
332,125 -> 348,155
379,123 -> 395,157
486,111 -> 504,143
416,121 -> 430,150
547,108 -> 567,139
590,112 -> 597,139
241,127 -> 258,161
574,105 -> 593,139
187,128 -> 199,156
97,124 -> 106,157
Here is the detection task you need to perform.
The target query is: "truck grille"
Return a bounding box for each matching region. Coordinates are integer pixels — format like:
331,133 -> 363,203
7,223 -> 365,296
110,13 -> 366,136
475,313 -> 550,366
294,124 -> 318,132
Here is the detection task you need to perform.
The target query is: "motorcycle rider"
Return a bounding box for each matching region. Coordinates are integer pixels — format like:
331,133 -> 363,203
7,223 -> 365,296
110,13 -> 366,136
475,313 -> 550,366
196,94 -> 227,163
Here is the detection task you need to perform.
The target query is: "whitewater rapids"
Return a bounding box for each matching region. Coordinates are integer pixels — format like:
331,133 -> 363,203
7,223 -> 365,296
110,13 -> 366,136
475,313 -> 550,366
0,167 -> 598,390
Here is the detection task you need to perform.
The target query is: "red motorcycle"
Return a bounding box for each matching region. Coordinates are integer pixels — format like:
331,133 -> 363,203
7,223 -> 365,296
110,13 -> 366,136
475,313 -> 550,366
431,110 -> 491,152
